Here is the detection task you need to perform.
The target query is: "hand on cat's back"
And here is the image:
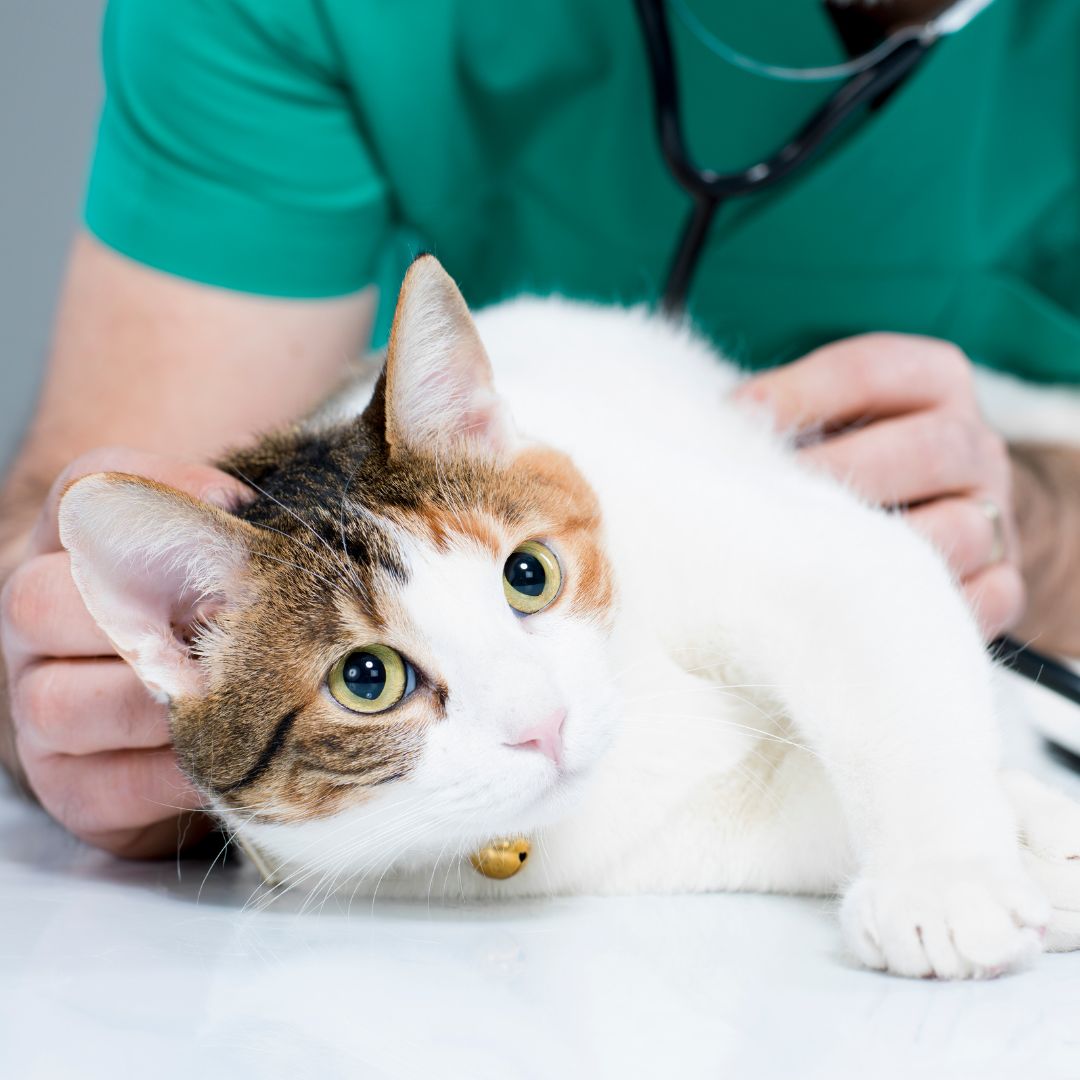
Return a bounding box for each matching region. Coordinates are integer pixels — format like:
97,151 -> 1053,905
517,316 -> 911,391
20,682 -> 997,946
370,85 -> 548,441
0,448 -> 251,857
734,333 -> 1023,639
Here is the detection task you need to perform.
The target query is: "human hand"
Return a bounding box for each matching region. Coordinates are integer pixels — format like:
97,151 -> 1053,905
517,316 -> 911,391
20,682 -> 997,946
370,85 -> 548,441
1,448 -> 250,857
734,334 -> 1022,639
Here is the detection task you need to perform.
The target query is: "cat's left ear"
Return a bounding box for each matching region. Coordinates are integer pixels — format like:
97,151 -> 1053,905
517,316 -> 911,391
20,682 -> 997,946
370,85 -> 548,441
383,255 -> 517,460
58,473 -> 259,702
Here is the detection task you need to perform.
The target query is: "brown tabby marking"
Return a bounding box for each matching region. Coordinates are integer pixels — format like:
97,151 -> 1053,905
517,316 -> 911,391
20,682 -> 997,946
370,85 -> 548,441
169,415 -> 611,824
167,257 -> 613,822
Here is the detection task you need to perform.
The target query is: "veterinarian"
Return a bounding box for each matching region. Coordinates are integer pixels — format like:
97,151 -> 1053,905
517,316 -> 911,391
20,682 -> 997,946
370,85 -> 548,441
3,0 -> 1080,857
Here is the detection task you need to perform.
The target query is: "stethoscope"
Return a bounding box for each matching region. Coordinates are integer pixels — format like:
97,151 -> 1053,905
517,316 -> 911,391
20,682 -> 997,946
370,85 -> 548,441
633,0 -> 1080,709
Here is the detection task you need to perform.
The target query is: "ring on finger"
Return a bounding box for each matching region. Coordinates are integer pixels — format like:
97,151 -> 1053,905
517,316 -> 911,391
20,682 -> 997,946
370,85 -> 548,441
977,498 -> 1006,565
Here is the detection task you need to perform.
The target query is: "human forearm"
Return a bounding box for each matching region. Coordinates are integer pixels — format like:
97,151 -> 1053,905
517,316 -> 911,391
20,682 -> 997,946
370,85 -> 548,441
17,232 -> 374,461
3,233 -> 374,556
1011,442 -> 1080,658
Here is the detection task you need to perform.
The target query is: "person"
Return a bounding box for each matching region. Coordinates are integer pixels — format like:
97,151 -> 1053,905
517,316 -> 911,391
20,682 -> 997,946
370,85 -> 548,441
3,0 -> 1080,858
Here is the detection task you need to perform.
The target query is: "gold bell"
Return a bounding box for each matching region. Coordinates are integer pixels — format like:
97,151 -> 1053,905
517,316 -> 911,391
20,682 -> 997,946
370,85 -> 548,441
469,837 -> 532,880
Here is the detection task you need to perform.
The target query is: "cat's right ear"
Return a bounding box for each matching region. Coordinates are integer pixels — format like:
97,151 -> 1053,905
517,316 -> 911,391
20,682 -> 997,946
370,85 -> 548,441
381,255 -> 517,461
58,472 -> 258,702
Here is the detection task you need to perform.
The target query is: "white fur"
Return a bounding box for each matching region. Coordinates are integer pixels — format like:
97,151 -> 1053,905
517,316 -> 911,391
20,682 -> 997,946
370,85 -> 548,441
974,365 -> 1080,448
60,273 -> 1080,978
234,292 -> 1080,978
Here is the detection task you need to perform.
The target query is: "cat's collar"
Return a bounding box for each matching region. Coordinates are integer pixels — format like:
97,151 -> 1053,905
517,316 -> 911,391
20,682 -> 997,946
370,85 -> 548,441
234,835 -> 533,889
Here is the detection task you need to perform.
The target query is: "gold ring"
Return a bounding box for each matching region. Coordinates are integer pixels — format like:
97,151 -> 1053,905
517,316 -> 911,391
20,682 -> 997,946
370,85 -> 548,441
978,498 -> 1006,565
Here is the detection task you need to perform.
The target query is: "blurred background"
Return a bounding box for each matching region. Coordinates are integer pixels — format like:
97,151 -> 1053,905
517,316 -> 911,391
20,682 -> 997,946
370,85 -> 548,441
1,1 -> 107,469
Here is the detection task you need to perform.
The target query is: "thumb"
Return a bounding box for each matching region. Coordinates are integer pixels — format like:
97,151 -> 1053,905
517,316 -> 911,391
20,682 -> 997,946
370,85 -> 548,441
31,447 -> 253,555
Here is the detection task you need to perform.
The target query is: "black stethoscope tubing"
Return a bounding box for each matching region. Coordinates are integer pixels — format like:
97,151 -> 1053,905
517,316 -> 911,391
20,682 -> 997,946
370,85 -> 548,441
634,0 -> 1080,707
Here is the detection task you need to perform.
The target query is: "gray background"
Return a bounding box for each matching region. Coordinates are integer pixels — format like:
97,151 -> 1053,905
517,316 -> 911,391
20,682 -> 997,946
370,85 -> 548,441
1,0 -> 107,469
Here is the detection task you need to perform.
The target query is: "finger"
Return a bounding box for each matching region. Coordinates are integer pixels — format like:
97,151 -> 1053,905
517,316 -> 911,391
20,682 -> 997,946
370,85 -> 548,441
25,745 -> 204,837
14,658 -> 170,756
1,551 -> 114,662
906,497 -> 1004,580
799,411 -> 989,506
963,563 -> 1026,640
86,811 -> 214,860
30,447 -> 251,555
735,334 -> 973,432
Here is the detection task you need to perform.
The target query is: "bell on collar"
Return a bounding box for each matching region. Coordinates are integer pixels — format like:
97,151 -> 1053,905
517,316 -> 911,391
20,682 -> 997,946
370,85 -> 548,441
469,837 -> 532,880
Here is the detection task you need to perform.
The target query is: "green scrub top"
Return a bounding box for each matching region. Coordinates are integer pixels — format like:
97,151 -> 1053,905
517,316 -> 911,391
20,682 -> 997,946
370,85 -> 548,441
84,0 -> 1080,382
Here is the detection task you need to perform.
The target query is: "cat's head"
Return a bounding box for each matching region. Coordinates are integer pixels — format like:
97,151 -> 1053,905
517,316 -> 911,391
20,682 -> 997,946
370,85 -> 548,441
58,256 -> 621,883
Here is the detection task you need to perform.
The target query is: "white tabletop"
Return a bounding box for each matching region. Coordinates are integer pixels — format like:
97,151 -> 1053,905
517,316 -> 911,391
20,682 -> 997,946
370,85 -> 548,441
2,712 -> 1079,1080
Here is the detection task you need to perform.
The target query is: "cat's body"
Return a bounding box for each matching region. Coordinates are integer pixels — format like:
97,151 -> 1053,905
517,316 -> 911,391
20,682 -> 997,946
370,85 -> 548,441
284,299 -> 865,901
59,258 -> 1080,978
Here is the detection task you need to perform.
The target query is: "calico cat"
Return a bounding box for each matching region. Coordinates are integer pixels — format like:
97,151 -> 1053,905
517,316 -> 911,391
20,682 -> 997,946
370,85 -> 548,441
59,255 -> 1080,979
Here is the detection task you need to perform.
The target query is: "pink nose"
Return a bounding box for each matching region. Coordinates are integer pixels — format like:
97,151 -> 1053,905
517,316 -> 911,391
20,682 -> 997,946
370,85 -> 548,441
506,709 -> 566,766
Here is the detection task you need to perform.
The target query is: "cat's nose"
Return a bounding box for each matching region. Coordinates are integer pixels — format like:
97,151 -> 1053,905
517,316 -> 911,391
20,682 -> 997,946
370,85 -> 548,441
505,708 -> 566,766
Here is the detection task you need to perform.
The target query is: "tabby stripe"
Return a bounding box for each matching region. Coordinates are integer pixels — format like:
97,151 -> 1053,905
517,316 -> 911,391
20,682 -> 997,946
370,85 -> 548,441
215,711 -> 298,794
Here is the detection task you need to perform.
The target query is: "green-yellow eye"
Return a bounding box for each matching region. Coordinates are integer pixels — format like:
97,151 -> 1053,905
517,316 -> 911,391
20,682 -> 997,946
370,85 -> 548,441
328,645 -> 409,714
503,540 -> 562,615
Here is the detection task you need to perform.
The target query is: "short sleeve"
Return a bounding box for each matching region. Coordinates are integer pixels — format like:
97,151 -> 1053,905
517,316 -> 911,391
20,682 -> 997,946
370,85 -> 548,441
84,0 -> 390,297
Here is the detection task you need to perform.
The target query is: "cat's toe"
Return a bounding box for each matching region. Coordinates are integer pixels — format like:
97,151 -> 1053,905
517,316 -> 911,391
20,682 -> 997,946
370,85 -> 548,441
840,862 -> 1048,979
1003,772 -> 1080,952
1021,850 -> 1080,952
1043,908 -> 1080,953
1010,780 -> 1080,864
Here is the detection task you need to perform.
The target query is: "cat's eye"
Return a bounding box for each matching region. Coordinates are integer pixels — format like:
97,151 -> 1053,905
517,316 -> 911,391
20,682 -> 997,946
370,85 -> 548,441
503,540 -> 562,615
328,645 -> 415,715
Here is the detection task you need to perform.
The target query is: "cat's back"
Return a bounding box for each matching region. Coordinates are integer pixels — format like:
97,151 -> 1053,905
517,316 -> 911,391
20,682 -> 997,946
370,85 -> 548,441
473,296 -> 749,456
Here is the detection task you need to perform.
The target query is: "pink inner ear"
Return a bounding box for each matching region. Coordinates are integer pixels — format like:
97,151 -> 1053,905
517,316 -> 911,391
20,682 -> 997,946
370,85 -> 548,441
386,256 -> 516,459
125,566 -> 201,634
461,396 -> 504,442
60,475 -> 251,704
391,349 -> 515,459
172,597 -> 226,648
86,550 -> 222,702
435,359 -> 510,448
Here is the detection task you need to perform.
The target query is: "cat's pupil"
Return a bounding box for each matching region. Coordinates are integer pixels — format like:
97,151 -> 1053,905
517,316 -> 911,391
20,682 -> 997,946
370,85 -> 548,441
505,551 -> 546,597
342,652 -> 387,700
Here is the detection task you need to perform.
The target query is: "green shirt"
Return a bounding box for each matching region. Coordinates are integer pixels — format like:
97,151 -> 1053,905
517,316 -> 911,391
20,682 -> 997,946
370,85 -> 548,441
85,0 -> 1080,382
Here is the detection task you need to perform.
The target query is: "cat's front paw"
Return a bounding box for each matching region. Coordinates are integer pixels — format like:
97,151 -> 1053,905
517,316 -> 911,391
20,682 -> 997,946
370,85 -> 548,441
1004,772 -> 1080,953
840,860 -> 1049,979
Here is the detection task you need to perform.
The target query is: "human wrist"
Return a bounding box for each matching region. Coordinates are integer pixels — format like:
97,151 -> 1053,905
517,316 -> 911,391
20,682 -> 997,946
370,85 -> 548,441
1010,443 -> 1080,658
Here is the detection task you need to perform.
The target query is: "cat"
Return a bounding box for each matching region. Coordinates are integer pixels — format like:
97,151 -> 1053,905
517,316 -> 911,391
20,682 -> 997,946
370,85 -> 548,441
58,255 -> 1080,979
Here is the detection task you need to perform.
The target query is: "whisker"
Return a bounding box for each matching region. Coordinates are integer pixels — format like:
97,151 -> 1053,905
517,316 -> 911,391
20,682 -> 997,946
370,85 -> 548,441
247,796 -> 446,911
247,518 -> 333,565
627,708 -> 824,761
337,462 -> 367,569
247,551 -> 340,592
229,465 -> 365,592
